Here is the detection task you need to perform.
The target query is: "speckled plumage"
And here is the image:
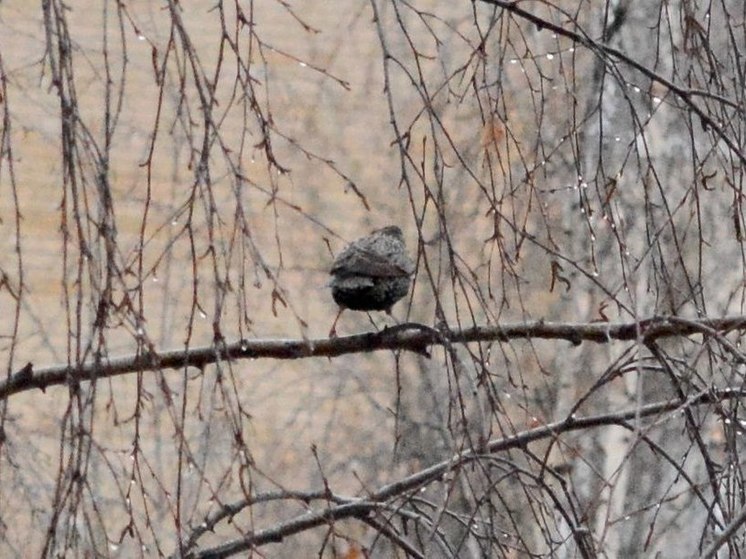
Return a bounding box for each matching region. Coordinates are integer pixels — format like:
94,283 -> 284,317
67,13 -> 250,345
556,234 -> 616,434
330,226 -> 414,313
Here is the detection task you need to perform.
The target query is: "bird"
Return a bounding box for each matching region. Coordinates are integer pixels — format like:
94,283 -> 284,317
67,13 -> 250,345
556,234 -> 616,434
328,225 -> 415,336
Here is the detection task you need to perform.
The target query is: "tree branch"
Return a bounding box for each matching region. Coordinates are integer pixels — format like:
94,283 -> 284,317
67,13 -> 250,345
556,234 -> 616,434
479,0 -> 746,164
179,387 -> 746,558
2,315 -> 746,400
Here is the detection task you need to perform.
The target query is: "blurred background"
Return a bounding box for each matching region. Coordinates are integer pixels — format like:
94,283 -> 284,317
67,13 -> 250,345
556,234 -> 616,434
1,0 -> 745,557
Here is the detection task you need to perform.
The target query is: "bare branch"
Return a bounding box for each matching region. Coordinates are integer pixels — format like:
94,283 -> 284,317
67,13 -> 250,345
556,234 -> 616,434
3,316 -> 746,400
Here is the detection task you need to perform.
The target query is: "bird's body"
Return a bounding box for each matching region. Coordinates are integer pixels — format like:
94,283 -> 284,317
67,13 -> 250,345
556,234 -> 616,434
331,274 -> 412,312
328,226 -> 414,334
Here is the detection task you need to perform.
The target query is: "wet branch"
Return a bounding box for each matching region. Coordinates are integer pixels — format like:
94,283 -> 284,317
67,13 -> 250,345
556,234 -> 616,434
2,315 -> 746,400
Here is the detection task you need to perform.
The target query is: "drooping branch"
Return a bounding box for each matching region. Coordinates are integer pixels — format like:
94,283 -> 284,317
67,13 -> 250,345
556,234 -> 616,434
178,387 -> 746,559
2,315 -> 746,400
479,0 -> 746,165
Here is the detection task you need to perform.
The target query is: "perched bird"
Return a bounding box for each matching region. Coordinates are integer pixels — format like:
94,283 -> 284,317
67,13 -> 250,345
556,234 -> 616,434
328,225 -> 415,336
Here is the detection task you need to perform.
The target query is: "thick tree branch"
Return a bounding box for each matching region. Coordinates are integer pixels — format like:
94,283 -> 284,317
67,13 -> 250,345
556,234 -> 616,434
2,315 -> 746,400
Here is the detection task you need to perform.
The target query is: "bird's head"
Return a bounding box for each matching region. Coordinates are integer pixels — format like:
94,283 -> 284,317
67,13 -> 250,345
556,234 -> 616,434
374,225 -> 404,239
